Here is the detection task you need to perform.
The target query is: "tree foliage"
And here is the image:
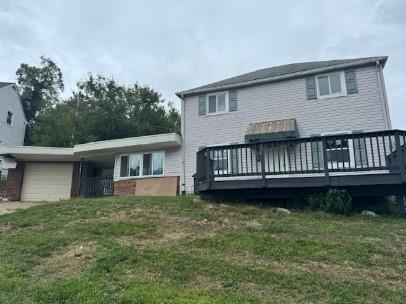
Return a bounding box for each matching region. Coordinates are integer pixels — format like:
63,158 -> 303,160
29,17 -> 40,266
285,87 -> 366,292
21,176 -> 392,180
16,56 -> 64,144
29,72 -> 180,147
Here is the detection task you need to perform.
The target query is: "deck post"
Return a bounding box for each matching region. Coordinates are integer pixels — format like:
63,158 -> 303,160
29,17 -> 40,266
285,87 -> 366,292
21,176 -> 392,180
205,149 -> 212,187
260,143 -> 266,187
321,137 -> 330,185
395,131 -> 406,181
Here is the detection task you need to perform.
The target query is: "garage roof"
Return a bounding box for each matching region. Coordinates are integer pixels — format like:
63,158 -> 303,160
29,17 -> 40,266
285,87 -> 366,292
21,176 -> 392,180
0,133 -> 182,162
0,146 -> 77,162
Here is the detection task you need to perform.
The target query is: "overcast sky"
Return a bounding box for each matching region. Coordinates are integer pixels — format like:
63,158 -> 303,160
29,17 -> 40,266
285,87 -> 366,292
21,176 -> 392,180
0,0 -> 405,127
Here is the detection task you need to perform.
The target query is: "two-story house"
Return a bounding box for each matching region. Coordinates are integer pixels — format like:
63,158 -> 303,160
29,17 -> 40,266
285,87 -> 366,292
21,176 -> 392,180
0,82 -> 26,180
1,56 -> 405,203
176,56 -> 393,194
0,82 -> 26,146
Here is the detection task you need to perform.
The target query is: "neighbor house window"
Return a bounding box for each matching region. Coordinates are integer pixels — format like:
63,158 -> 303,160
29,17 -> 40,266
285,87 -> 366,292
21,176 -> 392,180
6,111 -> 13,125
120,151 -> 164,178
207,92 -> 228,114
316,72 -> 346,98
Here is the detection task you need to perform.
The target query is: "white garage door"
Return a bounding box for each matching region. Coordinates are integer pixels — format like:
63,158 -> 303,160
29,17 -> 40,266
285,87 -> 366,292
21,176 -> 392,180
21,163 -> 73,202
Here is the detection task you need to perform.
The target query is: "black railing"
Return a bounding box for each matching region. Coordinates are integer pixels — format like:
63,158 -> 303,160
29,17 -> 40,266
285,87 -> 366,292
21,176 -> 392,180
80,176 -> 114,198
195,130 -> 406,185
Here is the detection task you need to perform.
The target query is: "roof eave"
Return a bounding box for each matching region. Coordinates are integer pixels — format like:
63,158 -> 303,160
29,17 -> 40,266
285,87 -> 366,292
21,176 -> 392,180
176,56 -> 388,98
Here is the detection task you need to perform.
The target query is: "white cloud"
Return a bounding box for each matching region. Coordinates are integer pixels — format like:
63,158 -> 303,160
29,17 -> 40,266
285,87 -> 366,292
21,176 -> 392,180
0,0 -> 405,127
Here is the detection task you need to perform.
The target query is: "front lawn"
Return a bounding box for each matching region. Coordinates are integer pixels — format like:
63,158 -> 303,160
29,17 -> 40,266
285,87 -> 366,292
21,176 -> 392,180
0,196 -> 405,303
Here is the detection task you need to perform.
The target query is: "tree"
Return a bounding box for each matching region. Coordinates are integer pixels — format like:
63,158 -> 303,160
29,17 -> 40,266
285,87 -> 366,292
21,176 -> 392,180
16,56 -> 64,144
30,74 -> 181,147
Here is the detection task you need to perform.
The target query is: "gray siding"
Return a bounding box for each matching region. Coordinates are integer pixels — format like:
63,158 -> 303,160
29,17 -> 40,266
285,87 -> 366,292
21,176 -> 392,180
182,66 -> 391,193
0,86 -> 26,146
113,146 -> 182,181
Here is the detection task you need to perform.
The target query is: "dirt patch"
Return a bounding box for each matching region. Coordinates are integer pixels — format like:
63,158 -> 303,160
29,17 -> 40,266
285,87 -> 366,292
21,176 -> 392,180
186,275 -> 223,291
34,242 -> 97,278
0,202 -> 45,216
246,220 -> 262,230
225,252 -> 405,286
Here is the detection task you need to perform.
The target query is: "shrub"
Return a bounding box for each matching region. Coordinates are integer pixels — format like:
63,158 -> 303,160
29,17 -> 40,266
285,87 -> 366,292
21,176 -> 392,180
307,189 -> 352,215
307,193 -> 325,210
323,189 -> 352,215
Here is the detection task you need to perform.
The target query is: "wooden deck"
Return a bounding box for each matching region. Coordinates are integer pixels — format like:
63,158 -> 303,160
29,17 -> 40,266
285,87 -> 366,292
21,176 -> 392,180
194,130 -> 406,198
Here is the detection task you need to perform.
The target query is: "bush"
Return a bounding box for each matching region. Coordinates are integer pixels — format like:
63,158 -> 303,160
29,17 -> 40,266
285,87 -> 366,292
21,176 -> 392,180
308,193 -> 324,210
307,189 -> 352,215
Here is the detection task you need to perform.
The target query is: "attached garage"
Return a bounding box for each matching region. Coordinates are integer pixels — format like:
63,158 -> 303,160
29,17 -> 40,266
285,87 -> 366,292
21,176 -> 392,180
21,163 -> 74,202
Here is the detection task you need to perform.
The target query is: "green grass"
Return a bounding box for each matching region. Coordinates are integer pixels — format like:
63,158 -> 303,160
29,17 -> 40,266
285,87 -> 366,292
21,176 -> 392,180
0,196 -> 405,303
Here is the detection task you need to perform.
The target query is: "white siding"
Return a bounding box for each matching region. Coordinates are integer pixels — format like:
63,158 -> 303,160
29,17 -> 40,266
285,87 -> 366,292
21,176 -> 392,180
182,66 -> 391,192
113,147 -> 182,181
0,86 -> 26,146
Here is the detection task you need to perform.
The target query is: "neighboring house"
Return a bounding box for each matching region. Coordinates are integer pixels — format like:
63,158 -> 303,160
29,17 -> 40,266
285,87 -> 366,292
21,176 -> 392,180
176,56 -> 393,193
0,82 -> 26,181
0,82 -> 26,146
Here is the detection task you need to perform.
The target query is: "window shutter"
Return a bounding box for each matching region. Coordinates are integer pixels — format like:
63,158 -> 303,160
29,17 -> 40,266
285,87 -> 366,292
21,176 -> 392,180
311,140 -> 323,170
198,95 -> 206,116
120,155 -> 129,177
306,77 -> 317,100
345,70 -> 358,94
229,90 -> 238,112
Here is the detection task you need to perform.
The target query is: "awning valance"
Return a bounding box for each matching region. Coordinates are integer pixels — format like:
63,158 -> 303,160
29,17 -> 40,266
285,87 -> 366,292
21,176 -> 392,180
245,118 -> 298,143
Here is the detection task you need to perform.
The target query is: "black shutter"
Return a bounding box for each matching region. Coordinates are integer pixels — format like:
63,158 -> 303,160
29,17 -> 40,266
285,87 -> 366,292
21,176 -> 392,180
198,95 -> 206,116
345,70 -> 358,94
120,155 -> 129,177
306,77 -> 317,100
229,90 -> 237,112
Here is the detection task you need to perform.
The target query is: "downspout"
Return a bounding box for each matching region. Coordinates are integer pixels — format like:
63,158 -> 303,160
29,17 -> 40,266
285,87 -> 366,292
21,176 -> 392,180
181,93 -> 186,194
376,60 -> 392,130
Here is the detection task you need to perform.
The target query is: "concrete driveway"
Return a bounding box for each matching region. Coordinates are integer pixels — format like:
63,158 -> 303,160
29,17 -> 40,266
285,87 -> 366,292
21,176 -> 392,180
0,201 -> 44,216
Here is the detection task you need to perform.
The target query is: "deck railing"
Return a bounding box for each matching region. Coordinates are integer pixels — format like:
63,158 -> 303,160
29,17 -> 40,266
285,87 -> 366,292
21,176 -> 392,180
195,130 -> 406,185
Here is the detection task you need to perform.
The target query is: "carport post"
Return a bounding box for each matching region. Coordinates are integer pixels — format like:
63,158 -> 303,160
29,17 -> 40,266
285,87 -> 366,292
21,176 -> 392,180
78,158 -> 84,196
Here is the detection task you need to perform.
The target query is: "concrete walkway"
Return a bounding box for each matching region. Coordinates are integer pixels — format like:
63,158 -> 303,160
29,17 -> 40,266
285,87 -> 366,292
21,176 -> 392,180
0,201 -> 44,216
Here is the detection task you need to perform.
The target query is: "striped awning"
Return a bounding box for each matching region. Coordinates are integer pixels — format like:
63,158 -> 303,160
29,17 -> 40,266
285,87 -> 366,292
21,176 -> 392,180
245,118 -> 298,143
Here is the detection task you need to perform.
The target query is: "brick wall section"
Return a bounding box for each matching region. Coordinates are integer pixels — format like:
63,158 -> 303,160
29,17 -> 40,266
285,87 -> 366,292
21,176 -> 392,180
4,161 -> 25,201
114,176 -> 179,196
70,162 -> 80,198
114,180 -> 137,196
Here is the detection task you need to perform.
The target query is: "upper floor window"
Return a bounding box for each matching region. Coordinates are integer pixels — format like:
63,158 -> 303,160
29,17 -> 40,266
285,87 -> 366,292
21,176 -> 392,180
316,72 -> 346,98
6,111 -> 13,125
120,151 -> 164,178
208,92 -> 228,114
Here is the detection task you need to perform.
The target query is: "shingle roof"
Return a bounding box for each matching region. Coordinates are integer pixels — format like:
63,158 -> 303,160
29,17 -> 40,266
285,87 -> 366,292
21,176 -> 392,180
176,56 -> 387,97
0,82 -> 15,89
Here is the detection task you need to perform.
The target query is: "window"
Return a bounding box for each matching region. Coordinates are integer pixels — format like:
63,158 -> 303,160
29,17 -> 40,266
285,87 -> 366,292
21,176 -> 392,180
207,92 -> 227,114
316,72 -> 346,98
120,151 -> 164,178
326,138 -> 351,166
6,111 -> 13,125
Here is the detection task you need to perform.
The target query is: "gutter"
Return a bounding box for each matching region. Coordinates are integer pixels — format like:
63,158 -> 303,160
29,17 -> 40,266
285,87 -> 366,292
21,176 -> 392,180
176,57 -> 387,97
180,93 -> 186,194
